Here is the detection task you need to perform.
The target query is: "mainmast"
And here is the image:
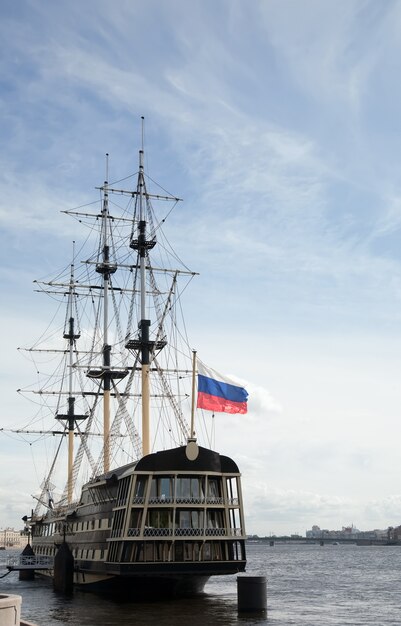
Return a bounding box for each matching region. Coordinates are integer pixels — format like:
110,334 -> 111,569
128,149 -> 155,456
126,133 -> 168,457
84,123 -> 182,461
138,149 -> 151,455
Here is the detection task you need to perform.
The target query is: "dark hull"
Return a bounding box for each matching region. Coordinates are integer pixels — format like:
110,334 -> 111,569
100,561 -> 244,596
38,558 -> 246,597
75,573 -> 211,598
30,445 -> 247,598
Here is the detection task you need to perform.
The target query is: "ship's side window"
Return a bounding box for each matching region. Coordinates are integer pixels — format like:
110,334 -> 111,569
144,543 -> 154,562
112,509 -> 126,536
226,476 -> 239,503
150,476 -> 173,501
203,543 -> 211,560
177,510 -> 190,528
191,510 -> 203,529
134,476 -> 147,500
132,543 -> 144,562
121,543 -> 133,562
175,542 -> 184,561
176,476 -> 204,501
212,543 -> 222,560
147,509 -> 171,529
116,477 -> 130,506
159,476 -> 173,499
207,478 -> 221,500
207,510 -> 224,528
177,477 -> 190,499
129,509 -> 142,531
175,510 -> 203,529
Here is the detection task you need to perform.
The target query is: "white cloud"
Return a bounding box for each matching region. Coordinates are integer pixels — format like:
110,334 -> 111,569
2,0 -> 401,537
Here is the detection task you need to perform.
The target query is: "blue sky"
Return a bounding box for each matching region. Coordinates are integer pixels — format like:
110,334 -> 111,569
2,0 -> 401,535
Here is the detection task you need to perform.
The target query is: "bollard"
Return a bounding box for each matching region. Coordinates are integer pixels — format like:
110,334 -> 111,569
0,594 -> 21,626
19,543 -> 35,581
53,542 -> 74,594
237,575 -> 267,613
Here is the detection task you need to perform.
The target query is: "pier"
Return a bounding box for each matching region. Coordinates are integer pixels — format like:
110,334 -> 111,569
1,555 -> 53,571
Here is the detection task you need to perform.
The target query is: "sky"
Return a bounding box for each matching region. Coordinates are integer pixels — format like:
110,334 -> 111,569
2,0 -> 401,536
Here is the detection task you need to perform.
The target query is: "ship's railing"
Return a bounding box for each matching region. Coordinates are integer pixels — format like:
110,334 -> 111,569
176,497 -> 225,505
174,528 -> 204,537
205,528 -> 227,536
148,496 -> 174,504
130,496 -> 241,507
138,496 -> 227,505
143,528 -> 173,537
6,555 -> 54,570
123,527 -> 243,538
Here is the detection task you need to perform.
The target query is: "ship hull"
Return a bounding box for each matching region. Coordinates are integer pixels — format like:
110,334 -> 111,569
37,568 -> 213,597
30,445 -> 247,598
36,557 -> 246,597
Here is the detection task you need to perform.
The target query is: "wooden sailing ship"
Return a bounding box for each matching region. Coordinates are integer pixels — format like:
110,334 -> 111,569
16,127 -> 247,596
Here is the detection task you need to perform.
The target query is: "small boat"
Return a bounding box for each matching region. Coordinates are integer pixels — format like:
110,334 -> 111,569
14,123 -> 247,597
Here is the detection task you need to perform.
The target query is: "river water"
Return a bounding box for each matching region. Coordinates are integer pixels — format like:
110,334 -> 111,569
1,542 -> 400,625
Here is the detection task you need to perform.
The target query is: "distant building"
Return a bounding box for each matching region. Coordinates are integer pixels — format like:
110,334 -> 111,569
388,525 -> 401,541
0,527 -> 26,548
306,523 -> 398,541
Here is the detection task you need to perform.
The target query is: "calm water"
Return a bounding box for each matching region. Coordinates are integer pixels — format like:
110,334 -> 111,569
1,543 -> 400,625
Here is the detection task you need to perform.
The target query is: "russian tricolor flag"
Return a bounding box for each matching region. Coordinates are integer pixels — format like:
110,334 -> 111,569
197,362 -> 248,414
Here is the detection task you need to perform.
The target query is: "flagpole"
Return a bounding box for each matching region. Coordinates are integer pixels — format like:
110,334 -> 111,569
190,350 -> 197,439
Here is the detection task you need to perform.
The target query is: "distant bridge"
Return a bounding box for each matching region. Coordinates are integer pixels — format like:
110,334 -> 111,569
249,537 -> 401,546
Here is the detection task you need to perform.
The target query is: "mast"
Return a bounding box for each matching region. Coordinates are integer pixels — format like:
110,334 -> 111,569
56,250 -> 86,503
137,118 -> 151,456
190,350 -> 197,439
138,147 -> 151,455
94,155 -> 117,473
127,122 -> 167,456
